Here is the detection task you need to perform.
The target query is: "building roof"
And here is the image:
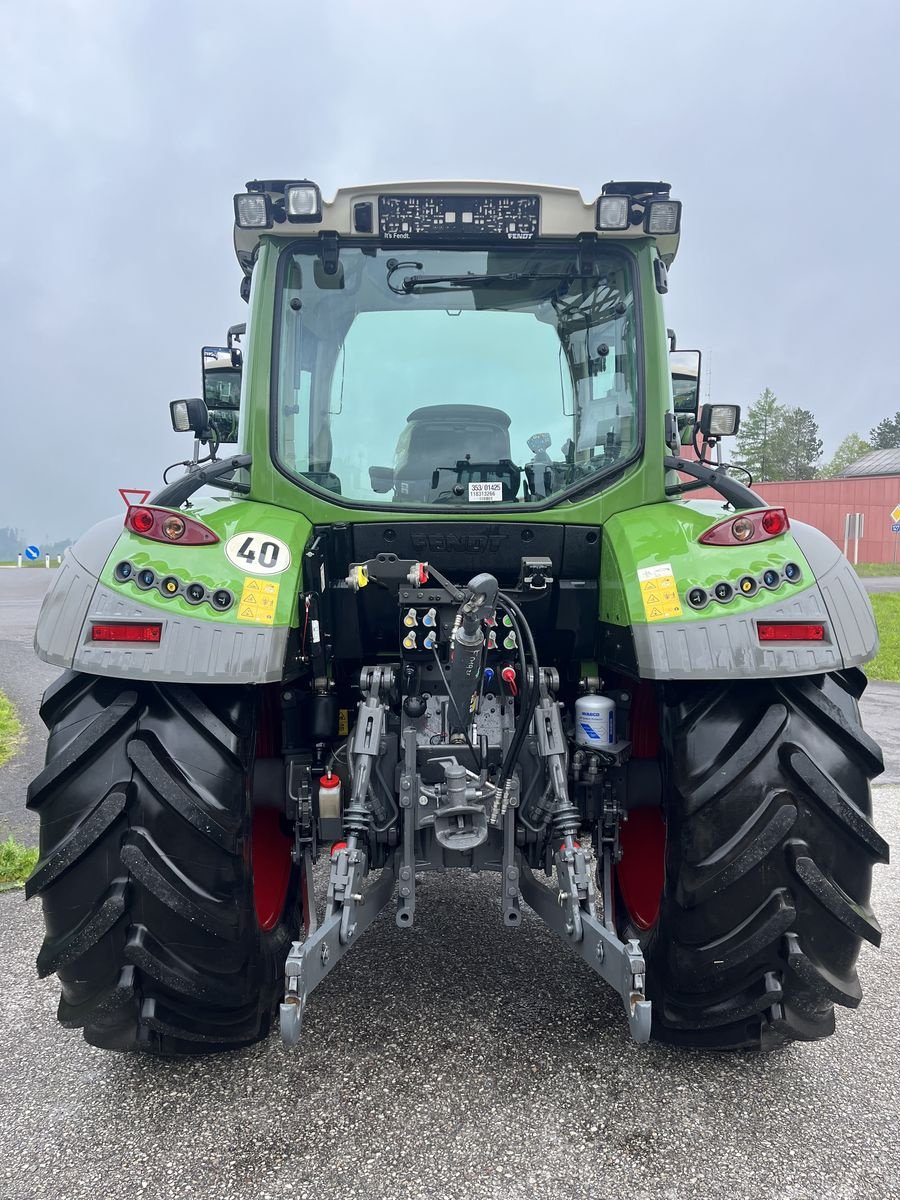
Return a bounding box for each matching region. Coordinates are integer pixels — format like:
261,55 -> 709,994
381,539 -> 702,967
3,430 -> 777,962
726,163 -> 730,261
838,448 -> 900,477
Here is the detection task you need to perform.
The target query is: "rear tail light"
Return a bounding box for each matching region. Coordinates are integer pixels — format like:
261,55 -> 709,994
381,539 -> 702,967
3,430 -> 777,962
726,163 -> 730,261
757,622 -> 825,642
125,506 -> 218,545
699,507 -> 790,546
91,622 -> 162,643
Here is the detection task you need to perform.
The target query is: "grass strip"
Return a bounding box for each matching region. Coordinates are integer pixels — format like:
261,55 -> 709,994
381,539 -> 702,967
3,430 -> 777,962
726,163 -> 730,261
0,692 -> 22,767
868,594 -> 900,682
0,837 -> 38,891
855,563 -> 900,578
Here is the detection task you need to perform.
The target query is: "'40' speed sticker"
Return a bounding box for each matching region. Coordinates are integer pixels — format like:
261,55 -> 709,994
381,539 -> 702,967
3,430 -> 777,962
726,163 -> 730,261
224,532 -> 292,576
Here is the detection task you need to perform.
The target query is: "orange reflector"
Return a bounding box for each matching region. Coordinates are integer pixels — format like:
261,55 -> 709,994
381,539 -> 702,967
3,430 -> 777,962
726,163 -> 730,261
91,623 -> 162,643
758,622 -> 824,642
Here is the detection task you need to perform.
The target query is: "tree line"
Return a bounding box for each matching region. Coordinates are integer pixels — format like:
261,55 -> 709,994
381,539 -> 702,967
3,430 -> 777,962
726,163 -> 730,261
727,391 -> 900,482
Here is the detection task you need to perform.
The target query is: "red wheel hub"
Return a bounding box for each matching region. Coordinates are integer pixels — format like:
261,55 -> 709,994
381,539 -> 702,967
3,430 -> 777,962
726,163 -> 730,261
251,686 -> 293,931
251,807 -> 293,931
616,807 -> 666,930
615,681 -> 665,931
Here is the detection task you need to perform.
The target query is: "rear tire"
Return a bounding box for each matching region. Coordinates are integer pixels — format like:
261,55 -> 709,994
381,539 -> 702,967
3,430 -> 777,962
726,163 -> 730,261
630,670 -> 887,1050
26,672 -> 297,1055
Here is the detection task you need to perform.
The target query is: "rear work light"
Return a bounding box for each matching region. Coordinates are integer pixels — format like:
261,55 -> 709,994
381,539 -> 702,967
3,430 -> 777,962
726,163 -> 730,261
699,508 -> 790,546
91,623 -> 162,643
757,622 -> 825,642
125,506 -> 219,545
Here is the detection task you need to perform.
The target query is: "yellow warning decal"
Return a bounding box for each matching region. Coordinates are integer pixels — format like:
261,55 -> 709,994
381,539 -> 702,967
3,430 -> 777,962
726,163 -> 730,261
637,563 -> 683,622
237,577 -> 280,625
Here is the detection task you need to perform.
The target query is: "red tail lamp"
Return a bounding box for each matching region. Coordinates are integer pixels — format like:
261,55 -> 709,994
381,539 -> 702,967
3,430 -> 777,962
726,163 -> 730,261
125,505 -> 219,545
758,622 -> 825,642
91,623 -> 162,643
699,508 -> 789,546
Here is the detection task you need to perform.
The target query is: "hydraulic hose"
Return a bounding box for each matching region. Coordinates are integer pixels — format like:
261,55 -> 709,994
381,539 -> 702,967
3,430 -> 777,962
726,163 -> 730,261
496,591 -> 541,793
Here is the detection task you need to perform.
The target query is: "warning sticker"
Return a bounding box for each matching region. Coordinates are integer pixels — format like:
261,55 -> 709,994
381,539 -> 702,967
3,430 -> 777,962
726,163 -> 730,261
237,577 -> 280,625
637,562 -> 683,622
468,481 -> 503,502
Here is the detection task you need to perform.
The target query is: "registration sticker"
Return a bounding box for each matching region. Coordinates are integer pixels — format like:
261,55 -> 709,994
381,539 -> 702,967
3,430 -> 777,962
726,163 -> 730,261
237,577 -> 280,625
468,481 -> 503,502
637,563 -> 683,621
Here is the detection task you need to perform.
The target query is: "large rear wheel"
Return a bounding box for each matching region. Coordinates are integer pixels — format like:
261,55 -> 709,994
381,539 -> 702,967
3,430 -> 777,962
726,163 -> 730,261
26,672 -> 298,1055
617,670 -> 887,1050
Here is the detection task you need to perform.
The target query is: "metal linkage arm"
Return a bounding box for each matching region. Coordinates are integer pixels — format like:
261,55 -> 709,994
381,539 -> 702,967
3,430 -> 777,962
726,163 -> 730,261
518,857 -> 652,1043
280,855 -> 398,1046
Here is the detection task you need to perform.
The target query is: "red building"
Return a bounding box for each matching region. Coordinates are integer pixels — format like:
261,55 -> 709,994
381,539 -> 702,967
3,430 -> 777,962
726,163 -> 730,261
744,450 -> 900,566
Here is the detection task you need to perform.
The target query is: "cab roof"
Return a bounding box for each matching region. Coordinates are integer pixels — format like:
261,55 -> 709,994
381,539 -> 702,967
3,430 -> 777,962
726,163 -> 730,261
232,179 -> 681,278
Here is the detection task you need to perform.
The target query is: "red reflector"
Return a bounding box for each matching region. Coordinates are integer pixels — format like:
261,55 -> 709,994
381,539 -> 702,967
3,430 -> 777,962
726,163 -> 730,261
758,622 -> 824,642
761,509 -> 788,536
91,623 -> 162,643
130,507 -> 154,533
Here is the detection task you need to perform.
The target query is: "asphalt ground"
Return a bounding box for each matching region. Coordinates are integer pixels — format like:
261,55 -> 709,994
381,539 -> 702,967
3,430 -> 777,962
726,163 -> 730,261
1,567 -> 899,1200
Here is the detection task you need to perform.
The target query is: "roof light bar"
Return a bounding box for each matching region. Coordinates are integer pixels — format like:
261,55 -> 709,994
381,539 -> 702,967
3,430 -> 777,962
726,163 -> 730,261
645,200 -> 682,235
285,182 -> 322,222
596,195 -> 630,231
234,193 -> 272,229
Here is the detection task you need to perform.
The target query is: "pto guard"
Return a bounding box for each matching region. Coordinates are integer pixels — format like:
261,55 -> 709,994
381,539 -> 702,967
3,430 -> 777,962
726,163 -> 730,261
34,502 -> 309,684
600,502 -> 879,680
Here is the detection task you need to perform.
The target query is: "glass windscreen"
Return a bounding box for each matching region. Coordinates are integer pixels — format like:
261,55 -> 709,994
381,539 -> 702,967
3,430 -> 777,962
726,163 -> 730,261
274,245 -> 639,505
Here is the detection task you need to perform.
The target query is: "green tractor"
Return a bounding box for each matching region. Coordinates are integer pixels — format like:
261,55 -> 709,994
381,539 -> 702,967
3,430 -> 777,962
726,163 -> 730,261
28,179 -> 887,1055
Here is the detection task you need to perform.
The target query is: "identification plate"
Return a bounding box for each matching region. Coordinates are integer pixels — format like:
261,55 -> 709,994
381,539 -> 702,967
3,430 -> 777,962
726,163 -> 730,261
468,481 -> 503,503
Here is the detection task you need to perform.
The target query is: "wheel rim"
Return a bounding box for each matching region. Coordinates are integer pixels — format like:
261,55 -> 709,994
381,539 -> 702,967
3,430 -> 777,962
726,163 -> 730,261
251,807 -> 294,931
615,806 -> 666,931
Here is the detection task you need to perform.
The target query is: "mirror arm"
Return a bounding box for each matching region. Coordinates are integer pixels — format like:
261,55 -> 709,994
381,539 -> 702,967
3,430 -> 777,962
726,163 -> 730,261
150,454 -> 252,508
663,455 -> 763,510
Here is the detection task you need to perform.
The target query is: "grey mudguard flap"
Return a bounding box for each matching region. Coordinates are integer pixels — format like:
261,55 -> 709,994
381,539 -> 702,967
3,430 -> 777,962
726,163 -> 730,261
633,521 -> 879,681
35,523 -> 288,684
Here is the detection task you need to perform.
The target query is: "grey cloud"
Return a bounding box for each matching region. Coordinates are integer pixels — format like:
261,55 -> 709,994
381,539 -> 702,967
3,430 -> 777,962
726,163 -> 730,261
1,0 -> 897,541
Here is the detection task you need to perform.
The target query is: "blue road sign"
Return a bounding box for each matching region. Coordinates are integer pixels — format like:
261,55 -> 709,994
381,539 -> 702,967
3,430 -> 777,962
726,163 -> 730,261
24,545 -> 40,560
892,523 -> 900,534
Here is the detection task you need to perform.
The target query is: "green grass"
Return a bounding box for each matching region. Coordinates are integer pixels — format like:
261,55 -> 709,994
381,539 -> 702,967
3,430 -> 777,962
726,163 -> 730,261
855,562 -> 900,577
0,692 -> 22,767
868,594 -> 900,682
0,560 -> 59,568
0,837 -> 37,891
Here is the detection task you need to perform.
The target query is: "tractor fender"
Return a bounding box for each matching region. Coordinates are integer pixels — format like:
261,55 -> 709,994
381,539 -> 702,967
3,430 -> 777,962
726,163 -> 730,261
34,511 -> 295,685
600,504 -> 878,681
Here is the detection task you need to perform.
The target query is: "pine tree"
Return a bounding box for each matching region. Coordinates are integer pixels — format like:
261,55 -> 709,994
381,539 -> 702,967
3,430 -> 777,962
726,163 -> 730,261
781,407 -> 823,480
819,433 -> 872,478
734,388 -> 787,482
868,412 -> 900,450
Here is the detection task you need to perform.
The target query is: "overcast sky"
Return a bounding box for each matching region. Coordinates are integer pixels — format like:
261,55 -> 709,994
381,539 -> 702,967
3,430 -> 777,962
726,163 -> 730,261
2,0 -> 898,543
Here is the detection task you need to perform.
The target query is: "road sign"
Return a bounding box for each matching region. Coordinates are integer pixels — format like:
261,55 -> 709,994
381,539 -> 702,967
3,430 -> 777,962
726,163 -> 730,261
892,523 -> 900,534
118,488 -> 151,507
24,545 -> 40,560
892,505 -> 900,523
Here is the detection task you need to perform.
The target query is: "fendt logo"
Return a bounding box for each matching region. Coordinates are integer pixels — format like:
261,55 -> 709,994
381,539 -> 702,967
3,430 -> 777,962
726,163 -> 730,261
409,532 -> 508,555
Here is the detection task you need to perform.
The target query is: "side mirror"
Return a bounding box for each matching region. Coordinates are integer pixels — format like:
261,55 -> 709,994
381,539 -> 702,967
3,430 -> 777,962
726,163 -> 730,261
170,397 -> 210,436
670,349 -> 701,419
201,345 -> 242,445
369,466 -> 395,494
699,404 -> 741,438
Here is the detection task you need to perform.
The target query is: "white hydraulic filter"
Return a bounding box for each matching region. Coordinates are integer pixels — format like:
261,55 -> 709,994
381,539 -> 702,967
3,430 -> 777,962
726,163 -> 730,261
574,692 -> 616,748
